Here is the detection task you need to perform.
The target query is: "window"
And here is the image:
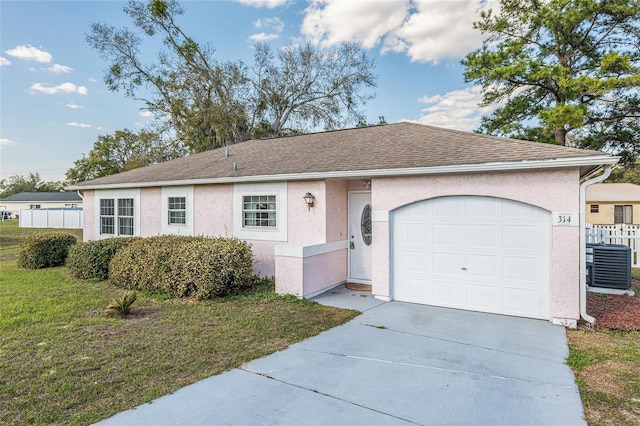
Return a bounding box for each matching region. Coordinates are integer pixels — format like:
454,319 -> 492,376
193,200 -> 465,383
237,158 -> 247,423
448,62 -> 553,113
168,196 -> 186,225
65,203 -> 78,208
118,198 -> 134,235
614,205 -> 633,224
590,204 -> 599,213
100,199 -> 115,235
243,195 -> 276,228
100,198 -> 134,236
234,182 -> 287,242
29,204 -> 41,209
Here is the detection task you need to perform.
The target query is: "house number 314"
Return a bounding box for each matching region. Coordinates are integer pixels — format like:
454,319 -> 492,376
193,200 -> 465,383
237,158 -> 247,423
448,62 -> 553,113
554,212 -> 577,227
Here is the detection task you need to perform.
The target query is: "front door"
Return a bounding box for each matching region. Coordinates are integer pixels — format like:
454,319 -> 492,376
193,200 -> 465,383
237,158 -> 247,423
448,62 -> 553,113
349,192 -> 372,283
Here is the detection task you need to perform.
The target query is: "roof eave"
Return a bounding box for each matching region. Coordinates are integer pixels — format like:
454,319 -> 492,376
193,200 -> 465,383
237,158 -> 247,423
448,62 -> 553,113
67,155 -> 620,191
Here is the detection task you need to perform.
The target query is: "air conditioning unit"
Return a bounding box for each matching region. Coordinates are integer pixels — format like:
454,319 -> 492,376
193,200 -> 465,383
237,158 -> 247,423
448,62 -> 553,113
586,243 -> 632,290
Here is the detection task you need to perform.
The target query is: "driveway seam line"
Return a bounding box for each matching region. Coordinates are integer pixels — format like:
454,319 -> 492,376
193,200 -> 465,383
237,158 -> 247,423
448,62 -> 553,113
290,348 -> 578,391
359,323 -> 567,364
237,368 -> 419,425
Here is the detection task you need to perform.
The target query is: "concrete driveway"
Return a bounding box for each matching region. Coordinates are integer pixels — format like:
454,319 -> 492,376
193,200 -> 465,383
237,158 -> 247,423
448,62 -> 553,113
97,287 -> 585,425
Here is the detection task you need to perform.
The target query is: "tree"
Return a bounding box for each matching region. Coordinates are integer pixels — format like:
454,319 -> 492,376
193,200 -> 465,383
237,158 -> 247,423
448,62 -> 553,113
87,0 -> 248,152
606,166 -> 640,184
86,0 -> 376,150
248,43 -> 376,137
462,0 -> 640,158
0,173 -> 64,198
65,129 -> 185,184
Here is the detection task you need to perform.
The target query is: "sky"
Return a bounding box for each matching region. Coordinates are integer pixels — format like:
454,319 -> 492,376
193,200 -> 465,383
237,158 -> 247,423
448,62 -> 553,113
0,0 -> 499,182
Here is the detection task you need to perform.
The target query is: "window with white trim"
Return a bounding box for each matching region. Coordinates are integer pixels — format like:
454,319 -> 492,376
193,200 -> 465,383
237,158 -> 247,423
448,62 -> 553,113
234,182 -> 287,242
29,204 -> 41,209
243,195 -> 276,228
168,196 -> 186,225
65,203 -> 79,208
100,198 -> 134,236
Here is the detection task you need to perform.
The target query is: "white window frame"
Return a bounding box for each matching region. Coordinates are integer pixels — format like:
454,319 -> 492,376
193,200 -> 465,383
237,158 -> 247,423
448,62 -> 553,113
234,182 -> 287,242
29,204 -> 41,209
242,195 -> 277,228
65,203 -> 79,208
94,189 -> 140,239
162,186 -> 194,235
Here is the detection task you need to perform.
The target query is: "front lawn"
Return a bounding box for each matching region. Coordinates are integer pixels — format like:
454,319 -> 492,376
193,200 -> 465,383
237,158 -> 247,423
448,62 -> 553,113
567,274 -> 640,425
0,221 -> 358,425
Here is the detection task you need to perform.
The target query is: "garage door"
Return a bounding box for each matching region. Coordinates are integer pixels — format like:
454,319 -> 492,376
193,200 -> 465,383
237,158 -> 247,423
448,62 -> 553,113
393,196 -> 550,319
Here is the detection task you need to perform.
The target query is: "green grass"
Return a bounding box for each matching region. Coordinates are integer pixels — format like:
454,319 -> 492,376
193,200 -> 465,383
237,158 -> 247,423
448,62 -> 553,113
0,220 -> 359,425
567,330 -> 640,425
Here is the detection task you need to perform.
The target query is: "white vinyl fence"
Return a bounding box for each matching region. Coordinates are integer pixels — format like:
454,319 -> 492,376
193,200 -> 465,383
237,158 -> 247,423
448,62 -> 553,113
586,224 -> 640,267
19,208 -> 83,230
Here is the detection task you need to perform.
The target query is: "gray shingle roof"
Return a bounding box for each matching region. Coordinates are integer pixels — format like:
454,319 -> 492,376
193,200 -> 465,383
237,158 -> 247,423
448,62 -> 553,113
0,192 -> 83,202
71,122 -> 614,189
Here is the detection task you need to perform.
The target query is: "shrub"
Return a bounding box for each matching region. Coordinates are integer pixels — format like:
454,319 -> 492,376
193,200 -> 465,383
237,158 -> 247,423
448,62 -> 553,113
17,232 -> 78,269
67,237 -> 141,280
109,235 -> 255,299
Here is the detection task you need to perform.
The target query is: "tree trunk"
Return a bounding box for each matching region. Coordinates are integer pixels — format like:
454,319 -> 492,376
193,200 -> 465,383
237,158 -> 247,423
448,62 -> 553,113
555,128 -> 568,146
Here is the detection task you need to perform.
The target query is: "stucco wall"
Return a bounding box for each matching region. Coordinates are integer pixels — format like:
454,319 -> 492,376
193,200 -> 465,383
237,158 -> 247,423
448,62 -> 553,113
326,180 -> 348,242
287,180 -> 326,245
586,202 -> 640,225
194,184 -> 234,236
82,190 -> 95,242
302,249 -> 347,296
371,168 -> 581,320
140,187 -> 162,237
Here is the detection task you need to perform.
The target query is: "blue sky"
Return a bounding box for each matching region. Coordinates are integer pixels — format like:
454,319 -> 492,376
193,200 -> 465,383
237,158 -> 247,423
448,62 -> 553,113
1,0 -> 497,182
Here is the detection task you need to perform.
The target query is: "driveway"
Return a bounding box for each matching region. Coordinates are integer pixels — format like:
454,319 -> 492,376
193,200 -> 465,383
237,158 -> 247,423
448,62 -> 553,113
97,287 -> 585,425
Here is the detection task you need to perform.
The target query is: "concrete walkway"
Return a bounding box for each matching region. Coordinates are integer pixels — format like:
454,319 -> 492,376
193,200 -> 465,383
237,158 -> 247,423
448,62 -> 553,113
97,286 -> 585,425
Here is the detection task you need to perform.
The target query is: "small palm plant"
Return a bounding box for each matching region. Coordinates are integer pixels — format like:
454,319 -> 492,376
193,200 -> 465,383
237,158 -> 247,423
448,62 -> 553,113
104,291 -> 138,317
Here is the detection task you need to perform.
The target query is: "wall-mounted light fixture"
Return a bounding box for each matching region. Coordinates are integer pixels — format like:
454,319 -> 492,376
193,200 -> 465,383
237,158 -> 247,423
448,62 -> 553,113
303,192 -> 315,211
364,180 -> 371,189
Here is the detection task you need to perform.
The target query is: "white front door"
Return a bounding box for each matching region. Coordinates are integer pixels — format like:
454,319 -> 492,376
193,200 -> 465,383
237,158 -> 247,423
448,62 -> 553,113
349,192 -> 372,283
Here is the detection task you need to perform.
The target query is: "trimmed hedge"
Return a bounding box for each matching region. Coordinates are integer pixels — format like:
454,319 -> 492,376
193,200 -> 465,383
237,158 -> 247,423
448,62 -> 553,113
67,237 -> 141,280
109,235 -> 255,299
17,232 -> 78,269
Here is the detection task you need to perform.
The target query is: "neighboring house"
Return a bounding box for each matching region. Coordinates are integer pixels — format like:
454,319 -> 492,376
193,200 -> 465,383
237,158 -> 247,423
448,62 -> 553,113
68,122 -> 618,327
586,183 -> 640,225
0,192 -> 83,214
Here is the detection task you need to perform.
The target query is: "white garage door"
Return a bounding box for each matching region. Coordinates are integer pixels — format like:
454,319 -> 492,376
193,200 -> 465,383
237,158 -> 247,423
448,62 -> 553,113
393,196 -> 550,319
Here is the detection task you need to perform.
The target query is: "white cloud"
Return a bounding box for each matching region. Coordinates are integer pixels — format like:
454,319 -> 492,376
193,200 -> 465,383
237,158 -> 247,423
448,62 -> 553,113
139,110 -> 153,118
384,0 -> 496,63
301,0 -> 497,63
5,44 -> 53,63
66,102 -> 84,109
249,32 -> 281,42
407,86 -> 497,131
66,122 -> 91,128
0,57 -> 11,66
48,64 -> 73,74
236,0 -> 287,8
30,82 -> 88,95
250,17 -> 284,42
302,0 -> 408,49
88,77 -> 98,83
0,138 -> 18,146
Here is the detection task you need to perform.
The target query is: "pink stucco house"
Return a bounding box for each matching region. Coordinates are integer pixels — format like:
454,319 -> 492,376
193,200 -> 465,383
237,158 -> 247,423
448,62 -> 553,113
69,123 -> 618,327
